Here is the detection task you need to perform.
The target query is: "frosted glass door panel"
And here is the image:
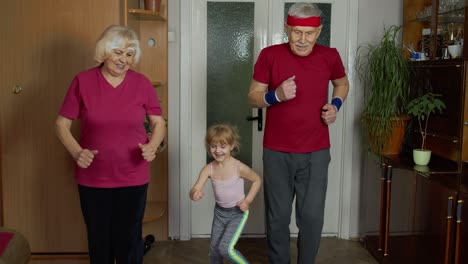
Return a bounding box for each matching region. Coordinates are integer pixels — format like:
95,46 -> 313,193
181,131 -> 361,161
207,2 -> 255,166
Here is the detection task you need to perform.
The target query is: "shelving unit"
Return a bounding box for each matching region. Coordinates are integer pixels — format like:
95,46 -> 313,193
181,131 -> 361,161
128,8 -> 166,21
123,0 -> 169,240
363,1 -> 468,263
402,0 -> 466,60
152,80 -> 166,86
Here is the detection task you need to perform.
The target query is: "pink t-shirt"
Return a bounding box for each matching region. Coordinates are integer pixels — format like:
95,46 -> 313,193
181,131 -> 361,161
210,161 -> 245,208
59,67 -> 162,188
253,43 -> 346,153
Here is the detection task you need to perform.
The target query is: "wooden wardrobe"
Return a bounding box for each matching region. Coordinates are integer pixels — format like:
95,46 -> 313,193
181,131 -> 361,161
0,0 -> 168,261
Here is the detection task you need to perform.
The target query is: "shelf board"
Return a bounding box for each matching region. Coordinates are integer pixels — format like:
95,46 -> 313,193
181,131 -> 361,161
152,80 -> 166,86
128,9 -> 166,21
143,201 -> 166,223
409,7 -> 465,23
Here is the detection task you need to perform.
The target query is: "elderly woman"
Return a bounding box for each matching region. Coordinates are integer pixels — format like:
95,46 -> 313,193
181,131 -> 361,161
55,25 -> 165,263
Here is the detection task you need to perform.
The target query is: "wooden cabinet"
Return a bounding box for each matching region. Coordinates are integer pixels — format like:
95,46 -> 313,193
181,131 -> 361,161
363,2 -> 468,263
402,0 -> 468,175
0,0 -> 169,261
123,0 -> 169,241
403,0 -> 466,61
455,190 -> 468,263
407,60 -> 465,163
402,0 -> 468,180
408,175 -> 456,264
363,156 -> 458,264
0,0 -> 121,256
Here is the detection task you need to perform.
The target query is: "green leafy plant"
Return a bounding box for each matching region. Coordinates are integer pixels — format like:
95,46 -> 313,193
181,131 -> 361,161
143,119 -> 167,152
144,121 -> 151,134
356,25 -> 410,154
407,93 -> 446,150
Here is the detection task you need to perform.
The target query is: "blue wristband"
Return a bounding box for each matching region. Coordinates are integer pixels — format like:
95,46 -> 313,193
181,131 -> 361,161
331,97 -> 343,111
264,90 -> 280,105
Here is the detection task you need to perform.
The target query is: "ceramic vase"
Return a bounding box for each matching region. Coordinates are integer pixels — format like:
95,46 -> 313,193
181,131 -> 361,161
413,149 -> 431,166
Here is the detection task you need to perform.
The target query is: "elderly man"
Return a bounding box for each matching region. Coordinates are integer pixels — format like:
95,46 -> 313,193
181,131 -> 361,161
248,3 -> 349,264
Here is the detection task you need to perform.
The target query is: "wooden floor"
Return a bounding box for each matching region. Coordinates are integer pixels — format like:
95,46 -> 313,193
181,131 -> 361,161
29,237 -> 377,263
143,237 -> 378,264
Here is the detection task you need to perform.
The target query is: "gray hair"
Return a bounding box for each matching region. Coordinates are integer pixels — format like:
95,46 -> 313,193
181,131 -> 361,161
288,2 -> 322,18
94,25 -> 141,64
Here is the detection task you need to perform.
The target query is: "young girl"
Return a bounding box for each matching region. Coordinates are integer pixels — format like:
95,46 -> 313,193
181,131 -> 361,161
190,123 -> 262,264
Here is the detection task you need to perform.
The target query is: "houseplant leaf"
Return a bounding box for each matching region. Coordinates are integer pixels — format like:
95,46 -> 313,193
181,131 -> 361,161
356,25 -> 410,155
407,93 -> 446,150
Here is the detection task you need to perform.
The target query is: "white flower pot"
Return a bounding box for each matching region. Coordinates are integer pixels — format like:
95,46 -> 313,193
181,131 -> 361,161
413,149 -> 431,166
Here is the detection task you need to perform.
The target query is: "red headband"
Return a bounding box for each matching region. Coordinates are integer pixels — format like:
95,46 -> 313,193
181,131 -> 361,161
287,15 -> 321,27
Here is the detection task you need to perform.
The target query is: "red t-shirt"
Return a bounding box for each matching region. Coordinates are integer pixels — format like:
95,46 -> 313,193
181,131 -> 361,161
59,67 -> 162,188
253,43 -> 346,153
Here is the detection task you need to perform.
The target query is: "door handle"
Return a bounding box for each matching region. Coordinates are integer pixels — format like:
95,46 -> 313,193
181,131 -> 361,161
12,84 -> 23,94
444,197 -> 454,264
246,108 -> 263,131
454,200 -> 463,264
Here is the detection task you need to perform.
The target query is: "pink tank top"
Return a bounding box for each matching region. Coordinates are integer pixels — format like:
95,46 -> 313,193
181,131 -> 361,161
210,161 -> 245,208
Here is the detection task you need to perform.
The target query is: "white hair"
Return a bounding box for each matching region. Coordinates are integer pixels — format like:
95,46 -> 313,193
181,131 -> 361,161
288,2 -> 322,18
94,25 -> 141,64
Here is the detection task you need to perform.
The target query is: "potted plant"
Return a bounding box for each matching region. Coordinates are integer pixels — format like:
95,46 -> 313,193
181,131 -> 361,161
407,93 -> 446,165
356,25 -> 410,155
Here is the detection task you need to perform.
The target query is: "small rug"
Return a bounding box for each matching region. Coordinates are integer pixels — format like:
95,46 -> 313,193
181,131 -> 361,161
0,232 -> 14,255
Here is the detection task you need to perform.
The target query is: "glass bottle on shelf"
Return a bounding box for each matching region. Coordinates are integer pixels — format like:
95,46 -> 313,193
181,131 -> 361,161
437,0 -> 465,59
455,24 -> 464,45
445,22 -> 456,45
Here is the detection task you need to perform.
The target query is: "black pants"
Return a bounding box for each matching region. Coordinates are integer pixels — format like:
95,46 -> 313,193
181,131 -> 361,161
78,184 -> 148,264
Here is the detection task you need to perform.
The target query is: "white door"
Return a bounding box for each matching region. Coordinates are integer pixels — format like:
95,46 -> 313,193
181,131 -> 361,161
191,0 -> 268,236
189,0 -> 349,237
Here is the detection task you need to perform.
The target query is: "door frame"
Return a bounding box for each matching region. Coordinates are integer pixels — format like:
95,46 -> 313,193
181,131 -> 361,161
171,0 -> 359,240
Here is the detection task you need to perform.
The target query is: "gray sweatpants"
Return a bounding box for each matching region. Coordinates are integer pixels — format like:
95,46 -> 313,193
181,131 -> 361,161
210,205 -> 249,264
263,148 -> 331,264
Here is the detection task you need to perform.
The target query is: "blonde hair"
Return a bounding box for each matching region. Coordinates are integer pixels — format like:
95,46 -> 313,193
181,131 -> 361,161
94,25 -> 141,64
205,123 -> 240,157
